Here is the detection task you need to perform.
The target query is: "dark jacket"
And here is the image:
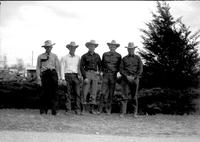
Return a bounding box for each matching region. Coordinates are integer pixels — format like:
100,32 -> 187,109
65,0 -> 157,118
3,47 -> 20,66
80,51 -> 101,79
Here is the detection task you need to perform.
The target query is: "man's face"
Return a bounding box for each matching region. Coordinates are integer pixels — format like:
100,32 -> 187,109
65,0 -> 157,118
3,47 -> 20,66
44,46 -> 53,54
88,44 -> 96,52
109,45 -> 117,52
127,48 -> 135,55
68,46 -> 76,54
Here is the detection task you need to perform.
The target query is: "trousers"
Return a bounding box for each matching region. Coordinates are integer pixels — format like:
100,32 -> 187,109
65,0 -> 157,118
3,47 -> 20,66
64,73 -> 81,112
100,72 -> 117,113
121,76 -> 139,115
83,71 -> 99,104
40,69 -> 58,115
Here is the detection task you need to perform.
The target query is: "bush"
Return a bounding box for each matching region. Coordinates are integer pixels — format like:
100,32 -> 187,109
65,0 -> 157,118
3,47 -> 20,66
137,88 -> 200,115
0,80 -> 200,115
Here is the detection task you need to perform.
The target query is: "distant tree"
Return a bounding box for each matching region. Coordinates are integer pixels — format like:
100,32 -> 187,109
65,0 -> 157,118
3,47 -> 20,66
3,55 -> 8,69
16,58 -> 25,71
139,1 -> 200,89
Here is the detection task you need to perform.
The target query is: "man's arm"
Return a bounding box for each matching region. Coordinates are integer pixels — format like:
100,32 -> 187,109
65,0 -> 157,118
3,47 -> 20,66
97,54 -> 102,73
55,55 -> 61,80
77,56 -> 82,78
60,57 -> 65,80
80,55 -> 86,79
136,56 -> 143,78
117,54 -> 122,72
36,56 -> 42,85
101,53 -> 105,73
119,58 -> 128,77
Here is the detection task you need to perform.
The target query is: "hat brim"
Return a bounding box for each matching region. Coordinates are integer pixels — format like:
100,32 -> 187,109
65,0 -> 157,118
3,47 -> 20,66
107,43 -> 120,48
41,43 -> 56,47
85,42 -> 98,47
125,46 -> 137,49
66,45 -> 79,48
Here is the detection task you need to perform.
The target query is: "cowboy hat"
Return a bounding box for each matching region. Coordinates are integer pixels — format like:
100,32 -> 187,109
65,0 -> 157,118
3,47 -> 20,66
41,40 -> 56,47
125,42 -> 137,49
107,40 -> 120,48
66,41 -> 79,48
85,40 -> 98,47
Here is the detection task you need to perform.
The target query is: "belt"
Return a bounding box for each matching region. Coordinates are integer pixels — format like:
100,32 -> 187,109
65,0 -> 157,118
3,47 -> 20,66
65,73 -> 78,75
42,68 -> 56,73
104,70 -> 116,74
87,70 -> 97,72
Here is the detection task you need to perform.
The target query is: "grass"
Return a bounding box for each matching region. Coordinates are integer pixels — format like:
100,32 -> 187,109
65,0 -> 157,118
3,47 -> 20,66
0,109 -> 200,137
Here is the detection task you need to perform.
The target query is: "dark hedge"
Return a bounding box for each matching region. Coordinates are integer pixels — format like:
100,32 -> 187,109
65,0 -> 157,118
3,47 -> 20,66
0,81 -> 200,115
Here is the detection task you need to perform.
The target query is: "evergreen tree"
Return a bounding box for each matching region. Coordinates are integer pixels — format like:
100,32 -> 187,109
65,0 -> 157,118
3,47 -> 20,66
139,1 -> 200,89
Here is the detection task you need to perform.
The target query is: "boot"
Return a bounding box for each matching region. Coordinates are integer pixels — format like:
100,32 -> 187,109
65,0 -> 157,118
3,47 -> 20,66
81,104 -> 87,115
106,104 -> 111,115
90,104 -> 97,115
97,102 -> 103,115
120,100 -> 127,117
133,105 -> 138,118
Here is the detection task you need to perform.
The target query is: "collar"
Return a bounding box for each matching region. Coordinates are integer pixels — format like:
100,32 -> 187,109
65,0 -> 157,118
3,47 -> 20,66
88,51 -> 95,55
108,51 -> 116,55
128,54 -> 135,57
68,53 -> 75,57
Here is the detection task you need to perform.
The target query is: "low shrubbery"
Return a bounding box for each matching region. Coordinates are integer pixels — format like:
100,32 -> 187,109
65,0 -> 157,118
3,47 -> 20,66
0,80 -> 200,115
137,88 -> 200,115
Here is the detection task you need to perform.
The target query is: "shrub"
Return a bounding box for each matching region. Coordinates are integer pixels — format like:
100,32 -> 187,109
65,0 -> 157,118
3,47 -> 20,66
0,80 -> 200,115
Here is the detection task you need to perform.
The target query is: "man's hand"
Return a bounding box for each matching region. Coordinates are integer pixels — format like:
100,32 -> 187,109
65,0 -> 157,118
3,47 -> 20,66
84,78 -> 89,84
95,71 -> 100,75
100,72 -> 103,76
58,79 -> 63,85
117,72 -> 121,78
37,79 -> 42,86
78,75 -> 83,81
126,75 -> 132,82
126,75 -> 135,82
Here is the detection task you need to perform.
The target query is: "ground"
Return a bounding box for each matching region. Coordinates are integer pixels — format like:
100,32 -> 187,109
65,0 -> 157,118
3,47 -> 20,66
0,109 -> 200,137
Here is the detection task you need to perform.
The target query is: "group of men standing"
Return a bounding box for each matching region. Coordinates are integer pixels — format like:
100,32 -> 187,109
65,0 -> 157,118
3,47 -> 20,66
36,40 -> 143,117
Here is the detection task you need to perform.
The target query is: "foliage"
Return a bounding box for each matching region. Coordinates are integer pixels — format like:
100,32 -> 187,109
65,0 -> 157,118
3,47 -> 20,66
139,1 -> 200,89
138,87 -> 200,115
1,81 -> 200,115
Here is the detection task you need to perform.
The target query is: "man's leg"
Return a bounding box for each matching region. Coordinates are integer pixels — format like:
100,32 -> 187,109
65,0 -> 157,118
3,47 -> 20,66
90,72 -> 99,114
50,70 -> 58,115
40,72 -> 49,114
82,72 -> 91,113
120,77 -> 130,117
73,75 -> 81,114
65,74 -> 72,113
106,74 -> 116,114
130,78 -> 139,117
99,74 -> 109,114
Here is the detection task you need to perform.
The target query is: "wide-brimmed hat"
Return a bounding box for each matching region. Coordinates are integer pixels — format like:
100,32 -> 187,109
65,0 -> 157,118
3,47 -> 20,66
125,42 -> 137,49
85,40 -> 98,47
107,40 -> 120,48
41,40 -> 56,47
66,41 -> 79,49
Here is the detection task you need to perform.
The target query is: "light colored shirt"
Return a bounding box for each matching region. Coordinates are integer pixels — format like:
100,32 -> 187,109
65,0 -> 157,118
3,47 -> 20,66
60,54 -> 81,80
36,52 -> 60,80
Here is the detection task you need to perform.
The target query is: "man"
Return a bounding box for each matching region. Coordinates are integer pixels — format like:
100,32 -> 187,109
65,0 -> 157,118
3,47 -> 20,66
80,40 -> 101,114
60,41 -> 82,115
99,40 -> 121,114
119,42 -> 143,117
36,40 -> 60,115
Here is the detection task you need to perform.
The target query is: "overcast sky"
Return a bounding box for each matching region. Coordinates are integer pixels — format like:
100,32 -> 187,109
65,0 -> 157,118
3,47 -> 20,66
1,1 -> 200,66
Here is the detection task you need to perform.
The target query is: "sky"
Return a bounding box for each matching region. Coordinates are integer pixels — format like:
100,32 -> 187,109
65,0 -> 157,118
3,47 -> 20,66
1,1 -> 200,66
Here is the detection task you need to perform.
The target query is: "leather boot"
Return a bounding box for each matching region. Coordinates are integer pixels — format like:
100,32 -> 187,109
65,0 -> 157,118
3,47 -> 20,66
120,100 -> 127,117
90,104 -> 97,114
82,104 -> 87,115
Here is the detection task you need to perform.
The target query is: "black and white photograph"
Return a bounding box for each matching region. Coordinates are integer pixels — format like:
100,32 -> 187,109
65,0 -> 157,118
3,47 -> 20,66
0,1 -> 200,142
